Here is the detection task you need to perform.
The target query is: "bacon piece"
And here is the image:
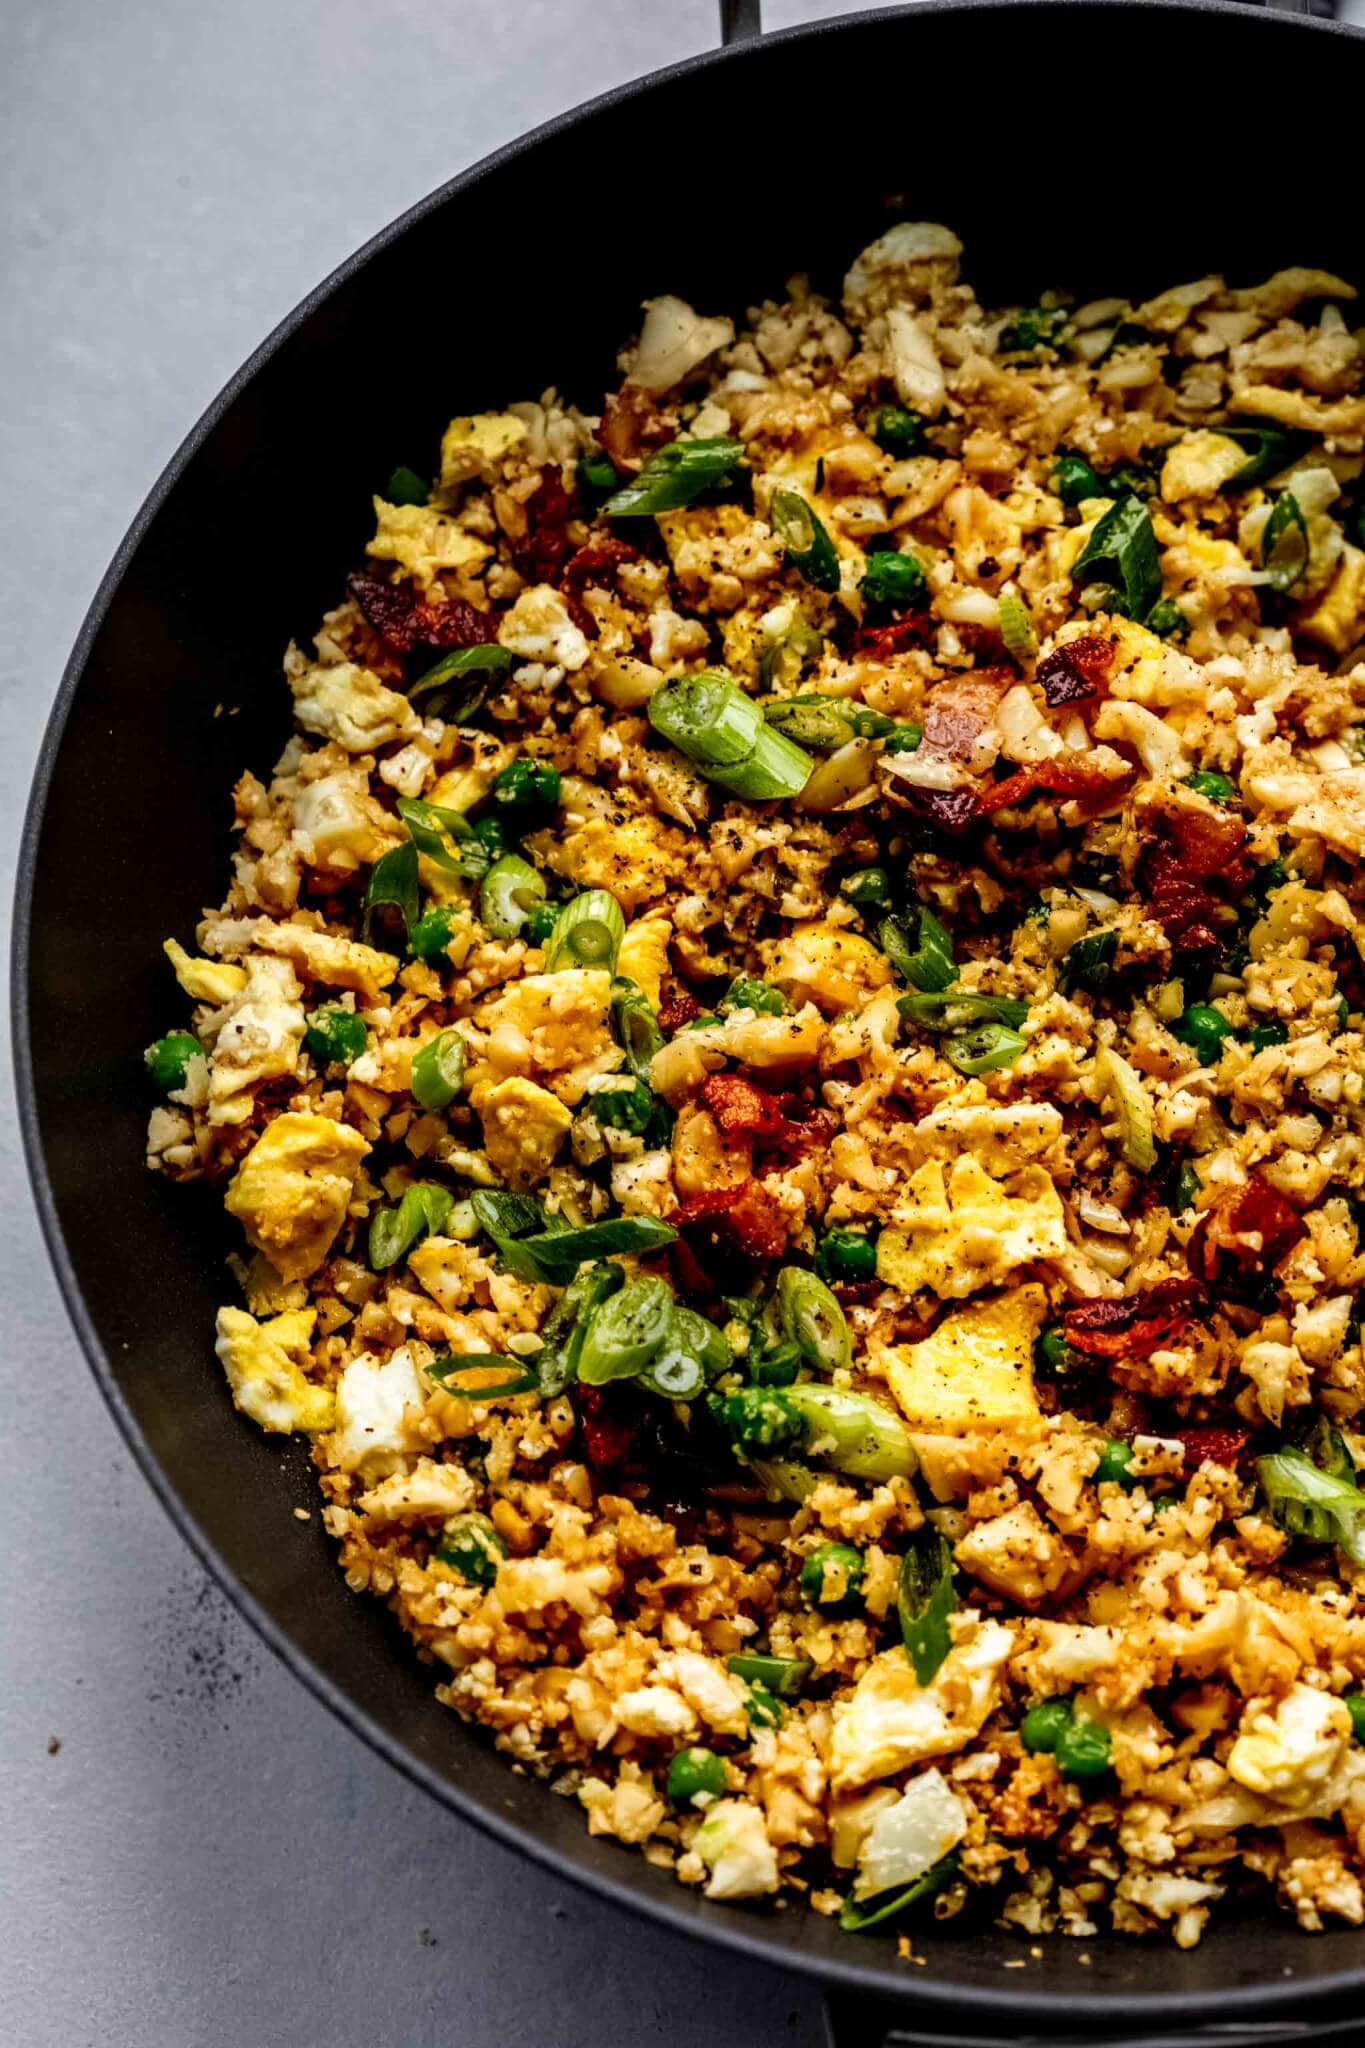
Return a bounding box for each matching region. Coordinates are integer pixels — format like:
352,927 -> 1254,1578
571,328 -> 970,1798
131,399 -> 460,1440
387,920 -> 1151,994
701,1073 -> 791,1143
979,755 -> 1136,821
851,617 -> 932,660
901,786 -> 983,835
1061,1277 -> 1207,1360
769,1097 -> 840,1159
1190,1175 -> 1303,1289
560,538 -> 639,633
676,1180 -> 788,1264
513,467 -> 576,582
922,671 -> 1009,764
1037,635 -> 1116,709
659,988 -> 702,1033
1177,1425 -> 1249,1474
576,1383 -> 644,1474
1140,800 -> 1251,964
347,574 -> 491,656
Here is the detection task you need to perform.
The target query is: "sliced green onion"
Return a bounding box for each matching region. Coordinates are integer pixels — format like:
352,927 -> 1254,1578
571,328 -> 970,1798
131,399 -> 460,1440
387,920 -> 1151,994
999,304 -> 1069,354
602,437 -> 746,518
514,1214 -> 679,1286
1292,1411 -> 1356,1485
996,591 -> 1037,661
639,1348 -> 705,1401
882,907 -> 955,992
534,1261 -> 624,1398
364,840 -> 420,941
1146,598 -> 1188,641
1058,929 -> 1117,997
591,1079 -> 657,1135
145,1031 -> 203,1090
666,1746 -> 727,1805
408,643 -> 515,725
757,618 -> 822,695
1095,1043 -> 1156,1173
480,854 -> 547,938
897,1527 -> 957,1686
426,1353 -> 537,1398
726,1652 -> 811,1698
396,798 -> 481,882
721,975 -> 787,1017
304,1008 -> 367,1068
714,1386 -> 806,1455
369,1182 -> 454,1270
611,977 -> 664,1081
764,695 -> 857,751
436,1511 -> 506,1586
577,1275 -> 674,1385
1070,493 -> 1162,622
1185,770 -> 1238,806
411,1028 -> 466,1110
469,1188 -> 555,1283
577,450 -> 620,497
649,672 -> 812,801
1262,489 -> 1310,593
771,488 -> 841,594
544,889 -> 625,972
1221,420 -> 1300,490
897,988 -> 1027,1029
784,1385 -> 918,1481
776,1266 -> 851,1374
944,1021 -> 1025,1074
493,757 -> 562,816
815,1229 -> 878,1283
840,1854 -> 958,1934
385,464 -> 428,506
1259,1446 -> 1365,1565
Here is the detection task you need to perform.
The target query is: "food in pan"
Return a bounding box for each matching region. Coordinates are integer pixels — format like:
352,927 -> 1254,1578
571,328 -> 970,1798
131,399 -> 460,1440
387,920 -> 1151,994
146,222 -> 1365,1946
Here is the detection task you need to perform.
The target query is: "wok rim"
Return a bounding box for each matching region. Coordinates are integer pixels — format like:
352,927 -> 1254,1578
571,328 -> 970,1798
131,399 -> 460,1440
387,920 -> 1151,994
13,0 -> 1365,2022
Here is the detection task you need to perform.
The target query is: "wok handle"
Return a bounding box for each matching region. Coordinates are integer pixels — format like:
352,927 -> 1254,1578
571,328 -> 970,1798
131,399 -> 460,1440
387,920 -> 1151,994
823,1989 -> 1364,2048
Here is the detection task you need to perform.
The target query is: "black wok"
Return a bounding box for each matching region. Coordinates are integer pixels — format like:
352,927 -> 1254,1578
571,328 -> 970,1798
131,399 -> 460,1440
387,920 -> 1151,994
16,3 -> 1365,2038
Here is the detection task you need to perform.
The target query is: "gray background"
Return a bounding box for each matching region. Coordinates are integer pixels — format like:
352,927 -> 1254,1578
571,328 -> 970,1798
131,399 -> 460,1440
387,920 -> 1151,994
6,3 -> 1364,2045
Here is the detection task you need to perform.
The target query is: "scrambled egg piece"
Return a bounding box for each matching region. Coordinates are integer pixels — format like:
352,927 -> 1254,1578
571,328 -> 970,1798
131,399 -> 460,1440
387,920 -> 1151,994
767,921 -> 892,1014
1088,613 -> 1205,711
291,768 -> 401,870
954,1500 -> 1070,1606
365,499 -> 492,592
225,1111 -> 370,1281
830,1617 -> 1013,1791
333,1348 -> 425,1479
214,1305 -> 333,1434
207,956 -> 306,1125
692,1799 -> 781,1899
476,968 -> 619,1103
202,916 -> 398,1002
884,1285 -> 1045,1432
1160,430 -> 1246,504
616,913 -> 673,1007
439,411 -> 527,488
1299,542 -> 1365,654
544,812 -> 680,911
875,1158 -> 1067,1299
1227,1685 -> 1352,1810
476,1076 -> 572,1189
496,583 -> 589,673
914,1099 -> 1062,1175
289,661 -> 421,753
164,938 -> 247,1005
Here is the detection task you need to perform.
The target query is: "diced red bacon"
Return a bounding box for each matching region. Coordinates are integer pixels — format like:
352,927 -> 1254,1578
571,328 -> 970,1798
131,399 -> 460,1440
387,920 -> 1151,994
851,617 -> 932,660
1140,798 -> 1251,963
347,575 -> 492,655
559,538 -> 639,633
979,754 -> 1136,821
1037,635 -> 1117,709
659,988 -> 702,1033
701,1073 -> 791,1144
576,1383 -> 644,1474
1061,1276 -> 1207,1359
1190,1175 -> 1303,1289
513,466 -> 575,582
1177,1425 -> 1249,1473
676,1180 -> 789,1264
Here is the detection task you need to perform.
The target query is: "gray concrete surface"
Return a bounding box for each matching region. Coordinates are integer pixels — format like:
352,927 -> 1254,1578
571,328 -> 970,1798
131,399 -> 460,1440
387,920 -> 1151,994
7,3 -> 1365,2045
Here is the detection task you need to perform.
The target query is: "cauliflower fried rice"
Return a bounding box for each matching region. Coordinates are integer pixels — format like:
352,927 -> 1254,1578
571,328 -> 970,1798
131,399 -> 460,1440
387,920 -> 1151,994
145,222 -> 1365,1947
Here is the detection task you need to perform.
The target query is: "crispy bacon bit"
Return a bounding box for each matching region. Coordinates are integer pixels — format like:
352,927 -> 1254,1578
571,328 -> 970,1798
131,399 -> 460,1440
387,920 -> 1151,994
769,1097 -> 840,1159
1037,635 -> 1116,709
980,755 -> 1135,821
676,1180 -> 789,1264
1140,799 -> 1251,964
513,467 -> 576,582
658,988 -> 702,1033
851,616 -> 932,659
922,672 -> 1009,763
347,574 -> 491,656
1178,1425 -> 1249,1473
1062,1277 -> 1207,1360
902,786 -> 984,835
560,538 -> 639,633
701,1073 -> 791,1143
1190,1175 -> 1304,1289
576,1383 -> 644,1473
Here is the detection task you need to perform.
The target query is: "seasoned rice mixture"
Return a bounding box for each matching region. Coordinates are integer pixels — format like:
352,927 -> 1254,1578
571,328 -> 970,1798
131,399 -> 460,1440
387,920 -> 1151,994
148,224 -> 1365,1947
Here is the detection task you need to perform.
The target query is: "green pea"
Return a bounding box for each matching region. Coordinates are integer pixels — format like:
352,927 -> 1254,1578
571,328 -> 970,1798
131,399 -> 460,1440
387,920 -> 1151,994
1345,1693 -> 1365,1744
1184,770 -> 1237,806
1035,1325 -> 1079,1377
1055,1715 -> 1112,1780
591,1081 -> 657,1135
577,450 -> 620,497
1248,1021 -> 1288,1053
712,1386 -> 805,1454
1020,1698 -> 1072,1755
860,549 -> 927,612
493,756 -> 562,815
436,1511 -> 506,1587
867,405 -> 925,458
1052,452 -> 1104,507
144,1031 -> 203,1090
409,906 -> 456,964
304,1007 -> 368,1067
1094,1439 -> 1135,1489
666,1746 -> 727,1805
840,867 -> 893,912
815,1229 -> 878,1284
1172,1003 -> 1234,1067
722,975 -> 787,1017
800,1541 -> 865,1613
1146,598 -> 1188,641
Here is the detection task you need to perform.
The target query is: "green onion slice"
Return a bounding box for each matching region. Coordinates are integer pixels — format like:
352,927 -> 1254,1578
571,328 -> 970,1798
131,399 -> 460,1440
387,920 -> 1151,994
776,1266 -> 851,1374
1259,1446 -> 1365,1565
783,1385 -> 918,1481
771,488 -> 841,594
897,988 -> 1027,1029
385,465 -> 428,506
840,1853 -> 959,1934
516,1215 -> 678,1286
882,907 -> 955,993
409,643 -> 515,699
1220,420 -> 1301,490
396,795 -> 475,872
611,977 -> 665,1081
648,671 -> 812,800
469,1189 -> 558,1283
1069,493 -> 1162,622
426,1353 -> 538,1398
411,1028 -> 466,1110
602,437 -> 746,518
364,840 -> 420,941
898,1527 -> 957,1686
944,1021 -> 1026,1074
639,1348 -> 706,1401
577,1275 -> 675,1385
996,591 -> 1037,661
1058,929 -> 1117,997
544,889 -> 625,972
480,854 -> 547,938
757,619 -> 823,695
725,1652 -> 812,1698
763,695 -> 897,754
1262,489 -> 1311,593
534,1261 -> 624,1398
369,1182 -> 454,1270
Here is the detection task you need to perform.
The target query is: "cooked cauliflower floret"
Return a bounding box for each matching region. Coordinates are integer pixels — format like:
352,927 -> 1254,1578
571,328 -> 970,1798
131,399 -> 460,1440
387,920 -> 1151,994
853,1768 -> 968,1900
214,1305 -> 333,1434
496,583 -> 589,672
625,296 -> 735,396
291,768 -> 400,870
954,1499 -> 1070,1606
224,1111 -> 369,1281
692,1799 -> 781,1899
